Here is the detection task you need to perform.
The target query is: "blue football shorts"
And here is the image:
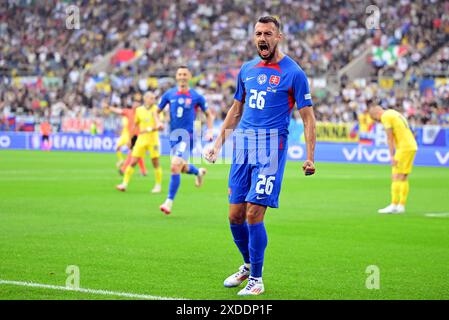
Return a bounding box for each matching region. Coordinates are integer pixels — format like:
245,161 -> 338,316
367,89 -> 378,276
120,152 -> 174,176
228,143 -> 288,208
170,134 -> 194,160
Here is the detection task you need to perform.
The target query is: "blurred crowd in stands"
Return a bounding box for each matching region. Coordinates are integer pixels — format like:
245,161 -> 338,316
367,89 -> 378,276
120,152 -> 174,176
1,0 -> 449,131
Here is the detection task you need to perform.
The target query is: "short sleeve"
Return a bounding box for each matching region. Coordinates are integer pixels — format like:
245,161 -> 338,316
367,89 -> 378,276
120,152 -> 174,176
233,67 -> 246,103
158,91 -> 169,111
197,94 -> 208,112
381,112 -> 392,129
134,109 -> 140,124
293,70 -> 313,109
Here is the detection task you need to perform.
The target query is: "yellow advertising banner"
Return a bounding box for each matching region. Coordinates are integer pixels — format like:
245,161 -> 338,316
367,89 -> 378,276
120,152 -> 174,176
316,122 -> 359,143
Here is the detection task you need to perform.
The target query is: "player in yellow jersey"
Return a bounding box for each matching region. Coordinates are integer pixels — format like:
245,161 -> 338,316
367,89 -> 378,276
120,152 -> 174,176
116,91 -> 164,193
369,105 -> 418,214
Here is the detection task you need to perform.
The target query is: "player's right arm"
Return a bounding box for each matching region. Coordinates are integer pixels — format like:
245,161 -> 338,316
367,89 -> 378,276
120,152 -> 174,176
102,101 -> 124,115
205,65 -> 247,163
157,91 -> 169,114
215,99 -> 244,148
205,99 -> 244,163
156,92 -> 170,130
385,128 -> 396,166
381,112 -> 396,166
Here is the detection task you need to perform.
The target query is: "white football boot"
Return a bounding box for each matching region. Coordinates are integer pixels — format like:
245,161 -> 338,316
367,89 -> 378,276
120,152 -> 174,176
159,199 -> 173,215
223,265 -> 250,288
151,184 -> 161,193
116,160 -> 124,169
395,204 -> 405,213
378,204 -> 398,214
116,183 -> 127,192
195,168 -> 207,187
237,277 -> 265,296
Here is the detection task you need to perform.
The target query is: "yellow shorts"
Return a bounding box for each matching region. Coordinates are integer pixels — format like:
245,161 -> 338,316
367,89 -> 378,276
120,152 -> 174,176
131,135 -> 160,159
392,150 -> 417,175
116,133 -> 130,148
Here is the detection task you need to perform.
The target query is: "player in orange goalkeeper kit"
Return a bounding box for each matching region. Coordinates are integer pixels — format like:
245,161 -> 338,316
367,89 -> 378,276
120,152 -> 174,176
369,105 -> 418,214
40,120 -> 52,151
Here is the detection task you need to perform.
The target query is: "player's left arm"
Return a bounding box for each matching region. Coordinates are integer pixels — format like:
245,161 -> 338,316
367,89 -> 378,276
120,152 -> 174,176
299,106 -> 316,176
204,109 -> 214,141
199,95 -> 214,141
294,70 -> 316,176
133,111 -> 142,134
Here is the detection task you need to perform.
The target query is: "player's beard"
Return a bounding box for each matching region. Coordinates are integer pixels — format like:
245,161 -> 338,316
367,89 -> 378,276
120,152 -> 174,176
258,43 -> 277,62
177,79 -> 189,89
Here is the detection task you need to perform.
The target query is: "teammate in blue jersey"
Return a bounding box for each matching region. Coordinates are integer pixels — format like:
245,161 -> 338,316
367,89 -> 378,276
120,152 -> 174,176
159,66 -> 214,214
205,16 -> 316,296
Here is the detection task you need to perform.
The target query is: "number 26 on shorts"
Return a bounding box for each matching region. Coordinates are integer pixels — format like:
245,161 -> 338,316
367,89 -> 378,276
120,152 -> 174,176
255,175 -> 275,195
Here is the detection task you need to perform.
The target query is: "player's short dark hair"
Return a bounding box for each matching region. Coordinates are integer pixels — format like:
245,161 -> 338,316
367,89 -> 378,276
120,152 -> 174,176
177,65 -> 189,70
366,99 -> 380,108
257,16 -> 281,31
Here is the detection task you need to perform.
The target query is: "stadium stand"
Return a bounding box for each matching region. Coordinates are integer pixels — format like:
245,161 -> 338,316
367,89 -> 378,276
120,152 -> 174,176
1,0 -> 448,132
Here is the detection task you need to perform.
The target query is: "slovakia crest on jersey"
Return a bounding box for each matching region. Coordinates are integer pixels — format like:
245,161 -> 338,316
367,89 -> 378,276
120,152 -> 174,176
269,75 -> 280,86
185,98 -> 192,106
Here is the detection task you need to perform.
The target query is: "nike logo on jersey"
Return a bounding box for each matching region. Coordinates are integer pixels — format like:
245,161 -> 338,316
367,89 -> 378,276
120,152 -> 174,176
256,196 -> 267,200
245,76 -> 256,82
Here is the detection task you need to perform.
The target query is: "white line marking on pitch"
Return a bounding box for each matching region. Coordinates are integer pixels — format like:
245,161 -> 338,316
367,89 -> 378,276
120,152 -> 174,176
424,213 -> 449,218
0,280 -> 187,300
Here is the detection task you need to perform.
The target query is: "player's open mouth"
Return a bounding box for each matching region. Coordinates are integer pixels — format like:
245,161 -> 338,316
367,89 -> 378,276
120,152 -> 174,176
258,43 -> 270,56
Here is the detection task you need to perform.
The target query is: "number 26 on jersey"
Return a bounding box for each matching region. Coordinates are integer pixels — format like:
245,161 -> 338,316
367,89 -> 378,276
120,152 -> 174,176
249,89 -> 266,110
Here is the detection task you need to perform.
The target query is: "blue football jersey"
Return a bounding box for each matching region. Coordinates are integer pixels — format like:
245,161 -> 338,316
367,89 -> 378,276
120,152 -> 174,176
158,87 -> 207,133
234,55 -> 313,137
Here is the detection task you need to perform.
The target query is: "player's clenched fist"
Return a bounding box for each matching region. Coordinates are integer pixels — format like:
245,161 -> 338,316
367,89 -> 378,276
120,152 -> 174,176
302,160 -> 315,176
156,122 -> 164,131
204,146 -> 219,163
204,131 -> 214,142
101,101 -> 110,113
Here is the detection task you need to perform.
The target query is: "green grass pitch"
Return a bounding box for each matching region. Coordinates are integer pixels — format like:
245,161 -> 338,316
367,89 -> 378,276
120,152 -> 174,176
0,150 -> 448,300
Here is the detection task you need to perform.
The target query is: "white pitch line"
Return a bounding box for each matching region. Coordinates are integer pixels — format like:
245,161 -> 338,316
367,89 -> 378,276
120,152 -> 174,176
424,213 -> 449,218
0,280 -> 187,300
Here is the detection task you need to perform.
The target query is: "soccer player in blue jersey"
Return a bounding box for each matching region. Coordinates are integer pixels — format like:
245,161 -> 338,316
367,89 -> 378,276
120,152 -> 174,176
159,66 -> 214,214
205,16 -> 316,295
